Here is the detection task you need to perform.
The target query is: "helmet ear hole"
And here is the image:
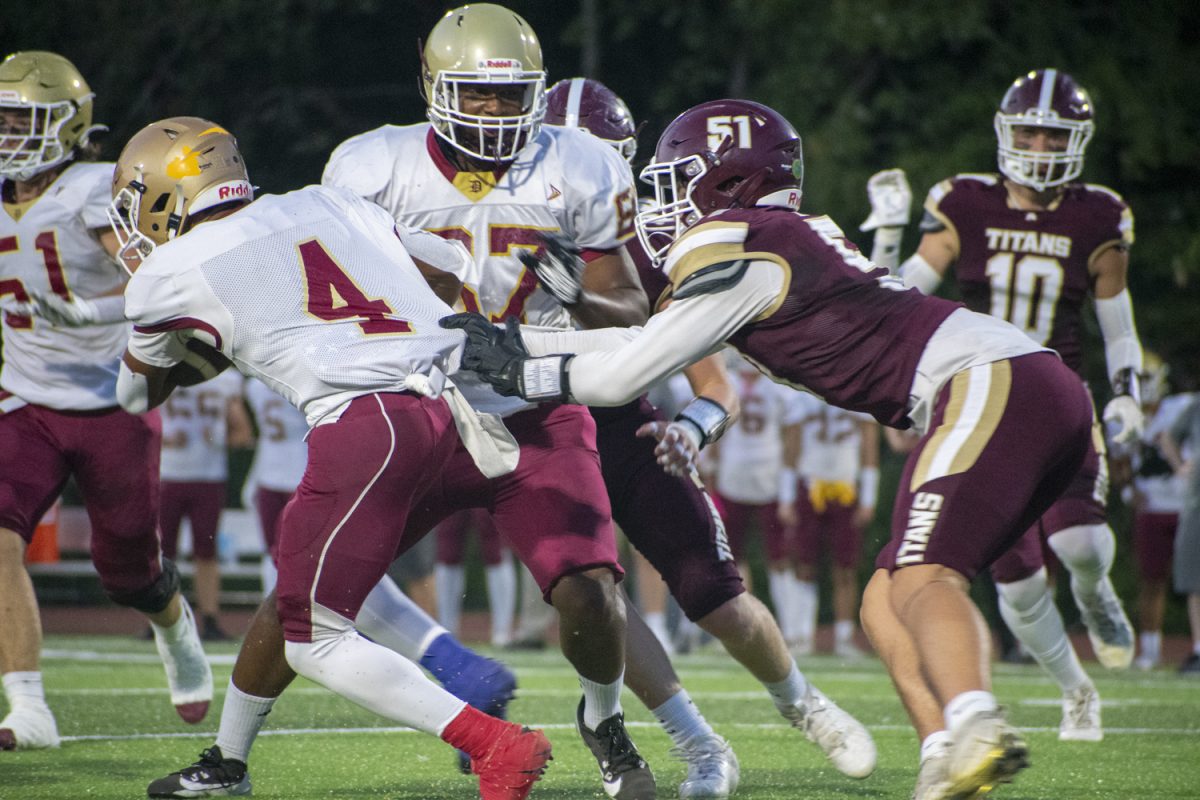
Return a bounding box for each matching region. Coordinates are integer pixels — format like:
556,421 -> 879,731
149,193 -> 171,214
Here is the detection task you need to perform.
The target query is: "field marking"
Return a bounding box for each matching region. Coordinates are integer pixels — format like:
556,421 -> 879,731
61,720 -> 1200,744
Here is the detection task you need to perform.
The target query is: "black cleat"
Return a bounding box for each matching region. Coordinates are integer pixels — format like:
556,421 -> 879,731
575,697 -> 656,799
147,745 -> 250,798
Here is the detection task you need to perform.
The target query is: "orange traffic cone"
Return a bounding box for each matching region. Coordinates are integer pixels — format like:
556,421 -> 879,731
26,502 -> 60,564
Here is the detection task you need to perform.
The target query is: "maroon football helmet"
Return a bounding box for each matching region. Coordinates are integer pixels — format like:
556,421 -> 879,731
545,77 -> 638,163
636,99 -> 803,262
994,68 -> 1094,191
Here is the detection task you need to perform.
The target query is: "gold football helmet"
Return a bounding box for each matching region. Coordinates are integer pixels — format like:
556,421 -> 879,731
0,51 -> 106,181
422,3 -> 546,162
108,117 -> 253,269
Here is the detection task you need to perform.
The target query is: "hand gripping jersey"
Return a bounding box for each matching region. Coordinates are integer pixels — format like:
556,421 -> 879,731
0,162 -> 128,409
159,369 -> 244,482
920,173 -> 1133,375
123,185 -> 466,429
244,377 -> 309,493
323,123 -> 637,415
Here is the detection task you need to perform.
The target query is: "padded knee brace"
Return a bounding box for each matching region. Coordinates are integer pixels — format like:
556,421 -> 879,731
107,557 -> 181,614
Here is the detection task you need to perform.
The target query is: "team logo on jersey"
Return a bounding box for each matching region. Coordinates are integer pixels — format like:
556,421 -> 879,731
895,491 -> 943,566
547,183 -> 561,201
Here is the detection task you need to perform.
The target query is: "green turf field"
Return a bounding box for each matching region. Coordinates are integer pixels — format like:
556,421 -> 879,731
2,634 -> 1198,799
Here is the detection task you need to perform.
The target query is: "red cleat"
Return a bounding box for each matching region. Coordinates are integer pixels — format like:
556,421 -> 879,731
175,700 -> 210,725
472,723 -> 552,800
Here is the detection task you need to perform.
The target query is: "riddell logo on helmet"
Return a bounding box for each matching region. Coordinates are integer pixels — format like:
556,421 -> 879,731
217,182 -> 251,200
0,91 -> 20,102
480,59 -> 521,70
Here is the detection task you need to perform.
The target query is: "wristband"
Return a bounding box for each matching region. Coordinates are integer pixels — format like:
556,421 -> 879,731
675,396 -> 732,448
521,355 -> 571,402
778,467 -> 797,507
1111,367 -> 1141,405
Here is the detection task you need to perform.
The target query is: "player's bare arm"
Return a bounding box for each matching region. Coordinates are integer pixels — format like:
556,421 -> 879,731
412,257 -> 463,306
899,227 -> 957,294
117,351 -> 173,413
570,246 -> 649,329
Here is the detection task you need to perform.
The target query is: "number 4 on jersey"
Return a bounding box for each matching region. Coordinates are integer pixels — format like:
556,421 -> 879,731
298,239 -> 412,335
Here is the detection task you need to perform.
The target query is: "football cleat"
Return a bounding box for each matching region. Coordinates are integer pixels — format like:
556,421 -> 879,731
1180,653 -> 1200,674
673,732 -> 740,799
0,704 -> 60,750
1059,685 -> 1102,742
146,746 -> 251,798
1075,582 -> 1134,670
576,698 -> 656,799
780,684 -> 876,778
942,709 -> 1029,799
436,650 -> 517,775
834,638 -> 867,661
472,723 -> 552,800
152,599 -> 213,723
911,739 -> 952,800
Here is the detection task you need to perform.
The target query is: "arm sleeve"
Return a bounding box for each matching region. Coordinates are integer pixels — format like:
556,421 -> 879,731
521,259 -> 784,406
1094,288 -> 1143,384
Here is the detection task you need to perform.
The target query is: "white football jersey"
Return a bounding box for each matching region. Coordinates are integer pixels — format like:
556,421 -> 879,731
793,393 -> 870,484
716,367 -> 805,504
0,162 -> 128,409
123,185 -> 466,428
244,377 -> 308,492
323,123 -> 637,415
159,369 -> 244,482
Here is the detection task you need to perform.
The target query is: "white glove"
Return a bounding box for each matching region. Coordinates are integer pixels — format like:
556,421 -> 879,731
860,168 -> 913,231
1103,395 -> 1144,445
636,420 -> 701,477
26,292 -> 125,327
519,231 -> 585,306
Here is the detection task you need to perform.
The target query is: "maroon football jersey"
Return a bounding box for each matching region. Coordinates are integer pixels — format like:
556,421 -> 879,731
922,174 -> 1133,375
670,207 -> 960,428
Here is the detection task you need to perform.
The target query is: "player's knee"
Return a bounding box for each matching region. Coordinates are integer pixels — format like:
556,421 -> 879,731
550,567 -> 620,622
859,569 -> 892,633
890,563 -> 967,621
995,568 -> 1050,615
1048,523 -> 1114,575
697,592 -> 765,646
105,557 -> 181,614
0,526 -> 27,561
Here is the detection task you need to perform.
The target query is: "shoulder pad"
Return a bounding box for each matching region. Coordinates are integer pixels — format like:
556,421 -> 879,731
322,126 -> 400,197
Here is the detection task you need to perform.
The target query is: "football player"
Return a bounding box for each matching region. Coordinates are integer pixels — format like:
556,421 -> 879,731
110,115 -> 551,800
0,51 -> 212,749
858,69 -> 1142,760
542,76 -> 878,794
157,369 -> 253,641
445,97 -> 1097,800
780,393 -> 879,660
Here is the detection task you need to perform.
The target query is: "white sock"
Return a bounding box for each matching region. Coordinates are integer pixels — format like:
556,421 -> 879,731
579,671 -> 624,730
215,680 -> 276,762
1048,523 -> 1115,606
513,564 -> 554,641
1139,631 -> 1162,664
355,574 -> 446,661
768,569 -> 797,641
485,558 -> 516,646
643,611 -> 673,652
764,661 -> 809,710
996,570 -> 1091,692
2,671 -> 48,710
834,620 -> 854,645
434,563 -> 465,636
920,730 -> 951,762
793,577 -> 818,643
150,598 -> 193,644
944,691 -> 997,734
652,689 -> 714,748
284,605 -> 464,735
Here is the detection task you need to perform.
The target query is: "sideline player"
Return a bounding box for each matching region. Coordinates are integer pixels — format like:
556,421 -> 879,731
110,115 -> 551,800
860,69 -> 1143,755
447,97 -> 1097,800
0,51 -> 211,749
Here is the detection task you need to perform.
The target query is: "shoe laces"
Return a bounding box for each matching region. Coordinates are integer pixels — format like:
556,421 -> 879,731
1065,689 -> 1097,726
670,736 -> 729,782
1083,592 -> 1131,645
790,692 -> 847,754
594,715 -> 646,776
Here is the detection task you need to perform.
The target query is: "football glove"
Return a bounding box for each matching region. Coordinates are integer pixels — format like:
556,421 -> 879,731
859,168 -> 913,231
636,420 -> 701,478
518,231 -> 586,306
440,313 -> 571,402
24,291 -> 125,327
1103,367 -> 1145,445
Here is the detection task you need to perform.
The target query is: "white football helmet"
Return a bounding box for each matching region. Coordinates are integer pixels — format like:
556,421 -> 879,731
0,51 -> 106,182
421,3 -> 546,163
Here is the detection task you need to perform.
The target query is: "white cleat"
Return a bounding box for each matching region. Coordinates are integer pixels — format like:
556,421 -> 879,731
911,740 -> 952,800
0,704 -> 60,750
1133,653 -> 1158,671
673,733 -> 740,799
788,636 -> 814,658
153,599 -> 213,724
781,684 -> 876,778
1076,582 -> 1134,670
834,639 -> 867,661
942,709 -> 1028,799
1059,685 -> 1102,742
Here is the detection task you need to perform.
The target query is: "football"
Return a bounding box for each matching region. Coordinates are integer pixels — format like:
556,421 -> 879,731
167,337 -> 232,387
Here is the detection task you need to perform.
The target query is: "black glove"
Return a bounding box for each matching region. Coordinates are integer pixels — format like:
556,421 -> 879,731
440,313 -> 571,401
518,231 -> 585,306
